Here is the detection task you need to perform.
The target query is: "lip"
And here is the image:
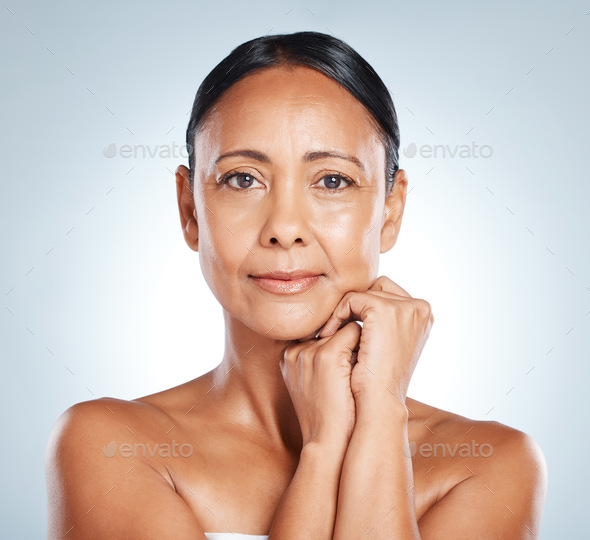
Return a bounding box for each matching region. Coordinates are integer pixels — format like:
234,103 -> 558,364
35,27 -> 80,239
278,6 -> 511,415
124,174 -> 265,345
250,270 -> 321,280
249,271 -> 323,294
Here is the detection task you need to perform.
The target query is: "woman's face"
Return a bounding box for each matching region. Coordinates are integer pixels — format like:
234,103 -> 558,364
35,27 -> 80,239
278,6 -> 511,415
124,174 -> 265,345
178,65 -> 406,341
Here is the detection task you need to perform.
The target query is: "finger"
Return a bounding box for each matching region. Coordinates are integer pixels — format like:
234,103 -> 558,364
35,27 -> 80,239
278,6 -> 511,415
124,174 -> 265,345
319,288 -> 433,337
282,323 -> 351,364
364,290 -> 409,301
281,321 -> 360,377
363,289 -> 434,326
318,291 -> 380,339
317,321 -> 362,365
316,291 -> 402,335
369,275 -> 413,298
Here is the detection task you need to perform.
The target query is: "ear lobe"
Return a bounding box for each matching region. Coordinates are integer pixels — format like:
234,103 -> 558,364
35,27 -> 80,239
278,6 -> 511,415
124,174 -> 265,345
180,209 -> 199,252
175,164 -> 199,252
380,168 -> 407,253
190,209 -> 199,251
380,221 -> 396,253
186,218 -> 199,252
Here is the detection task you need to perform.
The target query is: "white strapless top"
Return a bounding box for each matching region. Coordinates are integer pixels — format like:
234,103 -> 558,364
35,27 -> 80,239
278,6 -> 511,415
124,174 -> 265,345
204,533 -> 268,539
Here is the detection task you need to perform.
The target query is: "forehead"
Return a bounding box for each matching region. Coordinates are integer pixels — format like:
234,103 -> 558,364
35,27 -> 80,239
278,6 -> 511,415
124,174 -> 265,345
194,65 -> 385,176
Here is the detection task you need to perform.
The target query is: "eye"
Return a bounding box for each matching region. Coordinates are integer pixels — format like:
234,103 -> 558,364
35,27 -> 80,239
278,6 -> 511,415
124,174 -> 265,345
219,170 -> 356,191
316,173 -> 356,191
219,171 -> 263,190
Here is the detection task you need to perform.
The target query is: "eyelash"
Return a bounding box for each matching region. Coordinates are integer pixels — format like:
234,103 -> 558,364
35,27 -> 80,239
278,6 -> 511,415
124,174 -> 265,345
219,170 -> 356,192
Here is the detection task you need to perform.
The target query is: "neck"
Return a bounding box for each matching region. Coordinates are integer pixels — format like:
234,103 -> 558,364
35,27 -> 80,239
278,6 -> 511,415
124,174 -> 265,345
208,309 -> 318,453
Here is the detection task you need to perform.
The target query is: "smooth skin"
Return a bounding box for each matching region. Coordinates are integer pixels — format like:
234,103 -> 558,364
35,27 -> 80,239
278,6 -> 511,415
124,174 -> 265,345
45,65 -> 547,539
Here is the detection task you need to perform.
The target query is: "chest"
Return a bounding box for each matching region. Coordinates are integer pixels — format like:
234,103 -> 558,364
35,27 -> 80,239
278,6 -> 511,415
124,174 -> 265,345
163,437 -> 459,534
170,441 -> 292,534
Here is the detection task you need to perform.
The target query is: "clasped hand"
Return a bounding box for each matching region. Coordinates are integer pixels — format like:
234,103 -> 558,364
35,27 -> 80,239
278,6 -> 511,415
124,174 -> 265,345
279,275 -> 434,449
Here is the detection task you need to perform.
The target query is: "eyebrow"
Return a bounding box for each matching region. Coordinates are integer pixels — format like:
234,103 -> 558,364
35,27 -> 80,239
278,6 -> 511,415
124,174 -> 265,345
215,149 -> 366,172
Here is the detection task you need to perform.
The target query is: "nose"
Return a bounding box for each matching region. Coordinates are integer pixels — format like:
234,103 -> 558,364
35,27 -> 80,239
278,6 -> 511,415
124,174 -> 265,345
259,183 -> 312,248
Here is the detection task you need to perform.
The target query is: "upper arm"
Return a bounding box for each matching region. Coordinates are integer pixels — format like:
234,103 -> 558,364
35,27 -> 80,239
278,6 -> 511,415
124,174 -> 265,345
45,399 -> 207,540
418,427 -> 548,539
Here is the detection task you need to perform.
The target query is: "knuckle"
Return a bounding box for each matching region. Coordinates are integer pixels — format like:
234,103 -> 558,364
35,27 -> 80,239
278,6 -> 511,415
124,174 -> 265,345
417,298 -> 432,316
283,346 -> 299,365
384,299 -> 402,316
345,320 -> 362,333
335,350 -> 353,366
297,347 -> 314,364
341,290 -> 354,304
373,276 -> 386,289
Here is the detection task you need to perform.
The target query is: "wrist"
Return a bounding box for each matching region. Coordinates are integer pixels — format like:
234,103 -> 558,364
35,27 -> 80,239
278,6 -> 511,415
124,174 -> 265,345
306,425 -> 353,451
354,391 -> 409,428
302,438 -> 348,464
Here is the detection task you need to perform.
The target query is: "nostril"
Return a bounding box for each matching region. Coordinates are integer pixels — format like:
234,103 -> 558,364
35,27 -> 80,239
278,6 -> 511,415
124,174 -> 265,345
268,236 -> 303,245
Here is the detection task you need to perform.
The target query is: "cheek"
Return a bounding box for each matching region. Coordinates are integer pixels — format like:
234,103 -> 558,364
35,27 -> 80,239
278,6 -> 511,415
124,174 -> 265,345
196,211 -> 249,302
197,190 -> 252,264
320,207 -> 381,285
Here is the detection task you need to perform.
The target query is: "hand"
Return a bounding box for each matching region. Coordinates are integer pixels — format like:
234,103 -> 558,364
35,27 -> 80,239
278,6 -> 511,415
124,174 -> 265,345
280,322 -> 361,450
317,275 -> 434,410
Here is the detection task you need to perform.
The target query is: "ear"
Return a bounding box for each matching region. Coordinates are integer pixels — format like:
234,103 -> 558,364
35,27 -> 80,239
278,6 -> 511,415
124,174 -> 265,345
380,169 -> 408,254
175,164 -> 199,252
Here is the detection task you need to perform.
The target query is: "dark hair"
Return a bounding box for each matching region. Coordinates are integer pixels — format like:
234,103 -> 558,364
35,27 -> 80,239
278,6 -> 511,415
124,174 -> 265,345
185,30 -> 400,197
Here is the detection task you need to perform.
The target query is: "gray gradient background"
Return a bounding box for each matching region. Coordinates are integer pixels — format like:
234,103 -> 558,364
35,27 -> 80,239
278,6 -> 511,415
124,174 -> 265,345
1,1 -> 589,538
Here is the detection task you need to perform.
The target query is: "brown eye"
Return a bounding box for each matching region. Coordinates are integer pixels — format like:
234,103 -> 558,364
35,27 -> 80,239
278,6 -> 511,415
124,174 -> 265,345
317,174 -> 355,190
220,171 -> 262,190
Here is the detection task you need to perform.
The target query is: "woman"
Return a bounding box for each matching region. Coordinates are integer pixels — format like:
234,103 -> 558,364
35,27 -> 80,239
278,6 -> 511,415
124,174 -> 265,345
45,31 -> 547,539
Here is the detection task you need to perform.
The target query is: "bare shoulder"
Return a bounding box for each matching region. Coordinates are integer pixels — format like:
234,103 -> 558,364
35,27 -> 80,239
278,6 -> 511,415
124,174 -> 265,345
407,397 -> 548,538
48,396 -> 167,431
45,397 -> 206,539
417,398 -> 547,475
45,396 -> 175,479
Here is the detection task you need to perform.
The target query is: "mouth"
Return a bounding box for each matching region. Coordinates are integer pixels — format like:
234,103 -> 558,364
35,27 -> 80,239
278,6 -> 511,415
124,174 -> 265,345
248,271 -> 323,295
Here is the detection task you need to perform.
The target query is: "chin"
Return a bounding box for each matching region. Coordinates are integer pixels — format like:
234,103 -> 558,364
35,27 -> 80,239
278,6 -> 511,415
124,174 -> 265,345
263,325 -> 322,342
294,328 -> 322,342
